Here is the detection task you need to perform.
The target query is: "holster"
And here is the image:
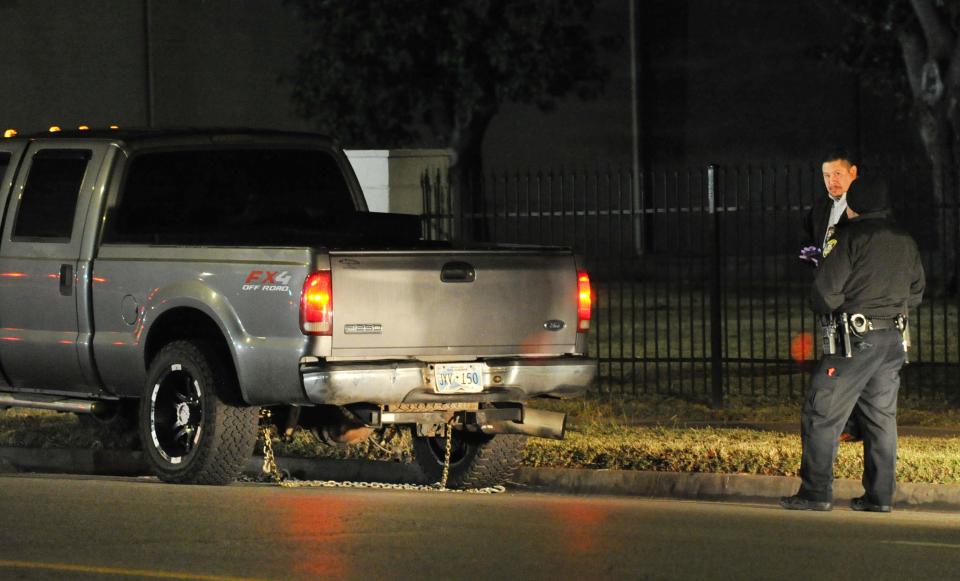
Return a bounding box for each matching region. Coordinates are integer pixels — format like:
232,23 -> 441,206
896,313 -> 911,364
819,313 -> 852,358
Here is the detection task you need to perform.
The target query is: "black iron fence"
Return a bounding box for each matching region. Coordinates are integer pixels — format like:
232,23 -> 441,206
421,164 -> 960,402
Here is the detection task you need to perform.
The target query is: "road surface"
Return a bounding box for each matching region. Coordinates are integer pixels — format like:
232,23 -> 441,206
1,473 -> 958,580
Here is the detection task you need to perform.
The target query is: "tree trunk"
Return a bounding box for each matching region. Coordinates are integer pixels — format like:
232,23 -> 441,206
915,103 -> 960,292
448,110 -> 495,242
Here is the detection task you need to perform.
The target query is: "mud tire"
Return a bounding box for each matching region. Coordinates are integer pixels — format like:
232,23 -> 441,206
139,340 -> 258,484
411,430 -> 527,489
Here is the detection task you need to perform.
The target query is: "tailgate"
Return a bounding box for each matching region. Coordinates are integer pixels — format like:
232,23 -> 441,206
329,251 -> 580,357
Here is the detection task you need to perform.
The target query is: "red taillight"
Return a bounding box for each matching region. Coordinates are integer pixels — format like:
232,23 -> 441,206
301,271 -> 333,336
577,271 -> 591,332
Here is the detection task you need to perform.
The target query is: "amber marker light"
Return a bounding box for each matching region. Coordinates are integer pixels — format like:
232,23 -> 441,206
109,124 -> 120,129
3,129 -> 16,138
48,126 -> 61,132
78,125 -> 90,130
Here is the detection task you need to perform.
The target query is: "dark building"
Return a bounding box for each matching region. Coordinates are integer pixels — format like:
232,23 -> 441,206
0,1 -> 920,169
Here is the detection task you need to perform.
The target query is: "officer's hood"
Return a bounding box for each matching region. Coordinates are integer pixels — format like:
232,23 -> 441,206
845,176 -> 889,216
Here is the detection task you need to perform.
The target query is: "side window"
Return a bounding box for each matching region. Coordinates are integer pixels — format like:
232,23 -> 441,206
0,153 -> 10,183
13,150 -> 91,240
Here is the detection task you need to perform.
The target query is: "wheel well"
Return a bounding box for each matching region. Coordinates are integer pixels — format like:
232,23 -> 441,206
144,307 -> 235,378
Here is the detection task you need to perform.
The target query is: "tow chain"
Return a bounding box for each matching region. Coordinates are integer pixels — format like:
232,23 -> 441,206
257,424 -> 505,494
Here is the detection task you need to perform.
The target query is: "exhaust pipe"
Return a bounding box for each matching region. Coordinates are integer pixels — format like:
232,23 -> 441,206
481,408 -> 566,440
0,392 -> 106,415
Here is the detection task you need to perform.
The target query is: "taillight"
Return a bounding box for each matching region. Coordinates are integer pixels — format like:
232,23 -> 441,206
301,271 -> 333,336
577,271 -> 591,332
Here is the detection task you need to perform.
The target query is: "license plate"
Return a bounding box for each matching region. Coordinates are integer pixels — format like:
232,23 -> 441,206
433,362 -> 485,394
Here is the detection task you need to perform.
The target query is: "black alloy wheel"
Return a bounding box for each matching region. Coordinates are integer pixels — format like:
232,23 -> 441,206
139,340 -> 259,484
148,364 -> 204,463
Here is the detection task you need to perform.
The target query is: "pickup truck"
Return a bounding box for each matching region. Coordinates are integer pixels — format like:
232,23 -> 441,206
0,129 -> 596,487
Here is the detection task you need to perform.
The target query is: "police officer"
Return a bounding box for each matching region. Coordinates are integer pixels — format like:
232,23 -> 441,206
781,176 -> 925,512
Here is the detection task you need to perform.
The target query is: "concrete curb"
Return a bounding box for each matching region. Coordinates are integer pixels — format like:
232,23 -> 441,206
2,447 -> 958,510
514,467 -> 960,510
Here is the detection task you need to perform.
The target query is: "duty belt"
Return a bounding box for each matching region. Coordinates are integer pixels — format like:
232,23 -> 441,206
848,314 -> 899,334
819,313 -> 907,358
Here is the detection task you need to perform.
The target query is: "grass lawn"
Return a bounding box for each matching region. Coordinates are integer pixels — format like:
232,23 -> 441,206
2,394 -> 958,485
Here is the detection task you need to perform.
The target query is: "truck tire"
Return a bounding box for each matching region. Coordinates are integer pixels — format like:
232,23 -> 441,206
411,430 -> 527,489
139,340 -> 258,485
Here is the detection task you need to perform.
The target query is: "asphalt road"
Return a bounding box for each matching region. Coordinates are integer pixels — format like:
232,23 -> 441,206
1,474 -> 958,581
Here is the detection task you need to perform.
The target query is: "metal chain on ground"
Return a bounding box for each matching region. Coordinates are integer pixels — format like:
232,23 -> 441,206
260,426 -> 282,483
439,426 -> 452,489
257,424 -> 505,494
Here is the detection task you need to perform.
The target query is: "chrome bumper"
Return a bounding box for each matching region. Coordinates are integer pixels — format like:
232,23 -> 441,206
301,357 -> 596,405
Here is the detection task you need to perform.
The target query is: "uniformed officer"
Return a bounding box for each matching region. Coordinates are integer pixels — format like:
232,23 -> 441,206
781,175 -> 925,512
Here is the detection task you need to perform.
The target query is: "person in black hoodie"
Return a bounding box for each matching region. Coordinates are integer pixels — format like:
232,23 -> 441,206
781,176 -> 925,513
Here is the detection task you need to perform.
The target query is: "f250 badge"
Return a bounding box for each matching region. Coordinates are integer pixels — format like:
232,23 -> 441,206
242,270 -> 292,292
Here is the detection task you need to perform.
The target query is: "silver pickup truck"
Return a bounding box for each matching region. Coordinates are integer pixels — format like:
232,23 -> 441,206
0,129 -> 595,487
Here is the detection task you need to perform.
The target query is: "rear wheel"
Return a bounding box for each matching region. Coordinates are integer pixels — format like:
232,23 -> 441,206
411,429 -> 526,489
139,340 -> 259,484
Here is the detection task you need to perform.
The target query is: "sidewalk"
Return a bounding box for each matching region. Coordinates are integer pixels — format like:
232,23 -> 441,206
2,446 -> 958,511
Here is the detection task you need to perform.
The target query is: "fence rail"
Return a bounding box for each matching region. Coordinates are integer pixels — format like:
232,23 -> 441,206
421,164 -> 960,402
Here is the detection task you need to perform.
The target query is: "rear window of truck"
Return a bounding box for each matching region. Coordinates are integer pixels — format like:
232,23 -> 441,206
102,148 -> 357,245
13,149 -> 90,241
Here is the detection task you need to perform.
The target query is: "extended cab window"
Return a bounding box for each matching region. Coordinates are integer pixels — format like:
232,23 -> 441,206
13,150 -> 90,240
103,149 -> 357,245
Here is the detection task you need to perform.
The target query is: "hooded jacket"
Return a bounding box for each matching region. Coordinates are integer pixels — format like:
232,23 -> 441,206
811,177 -> 925,317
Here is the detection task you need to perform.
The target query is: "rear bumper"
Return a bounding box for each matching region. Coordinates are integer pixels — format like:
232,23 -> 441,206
301,357 -> 596,405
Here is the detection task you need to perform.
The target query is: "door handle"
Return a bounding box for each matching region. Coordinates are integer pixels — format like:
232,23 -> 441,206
440,261 -> 476,283
59,264 -> 73,296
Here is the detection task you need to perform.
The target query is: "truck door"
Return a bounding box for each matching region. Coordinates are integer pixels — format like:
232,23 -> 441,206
0,141 -> 108,393
0,140 -> 26,388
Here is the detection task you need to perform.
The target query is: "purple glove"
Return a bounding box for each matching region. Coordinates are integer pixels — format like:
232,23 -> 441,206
798,245 -> 821,268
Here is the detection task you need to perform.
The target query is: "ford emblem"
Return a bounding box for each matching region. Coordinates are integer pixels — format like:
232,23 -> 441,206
544,319 -> 565,331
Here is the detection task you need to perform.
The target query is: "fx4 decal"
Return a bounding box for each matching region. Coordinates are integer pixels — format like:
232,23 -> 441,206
242,270 -> 292,292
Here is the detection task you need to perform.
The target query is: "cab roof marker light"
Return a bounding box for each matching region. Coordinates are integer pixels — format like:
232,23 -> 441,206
78,125 -> 90,130
109,124 -> 119,129
3,129 -> 15,138
48,126 -> 61,133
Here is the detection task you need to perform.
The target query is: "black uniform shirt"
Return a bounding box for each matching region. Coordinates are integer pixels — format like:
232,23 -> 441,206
811,210 -> 925,317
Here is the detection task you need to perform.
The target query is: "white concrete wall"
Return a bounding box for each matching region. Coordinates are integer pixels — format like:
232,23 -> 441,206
345,149 -> 451,215
344,151 -> 391,212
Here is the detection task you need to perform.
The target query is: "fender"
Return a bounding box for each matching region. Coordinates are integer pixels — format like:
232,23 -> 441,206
140,280 -> 309,405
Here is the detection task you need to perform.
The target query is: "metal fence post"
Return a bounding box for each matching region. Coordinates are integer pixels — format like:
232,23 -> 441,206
708,165 -> 724,407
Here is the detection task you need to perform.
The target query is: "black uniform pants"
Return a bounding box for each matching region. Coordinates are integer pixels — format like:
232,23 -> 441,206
798,328 -> 904,505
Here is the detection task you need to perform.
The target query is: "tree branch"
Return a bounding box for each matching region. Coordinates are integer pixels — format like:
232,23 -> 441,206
947,32 -> 960,91
910,0 -> 954,60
